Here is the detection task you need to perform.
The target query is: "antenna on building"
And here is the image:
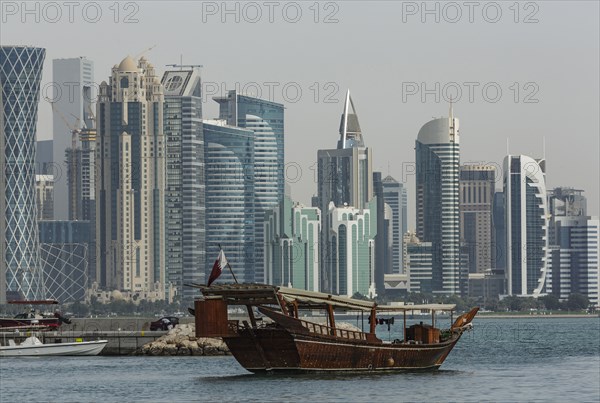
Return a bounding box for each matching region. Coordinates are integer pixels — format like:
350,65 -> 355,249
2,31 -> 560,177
506,138 -> 510,155
165,63 -> 203,70
543,136 -> 546,160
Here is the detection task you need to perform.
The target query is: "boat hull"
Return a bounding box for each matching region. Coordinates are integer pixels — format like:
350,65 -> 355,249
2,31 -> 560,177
0,340 -> 108,357
223,327 -> 459,373
0,318 -> 60,329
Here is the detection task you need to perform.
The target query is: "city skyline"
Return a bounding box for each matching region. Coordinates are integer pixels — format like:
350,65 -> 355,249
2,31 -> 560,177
3,2 -> 597,222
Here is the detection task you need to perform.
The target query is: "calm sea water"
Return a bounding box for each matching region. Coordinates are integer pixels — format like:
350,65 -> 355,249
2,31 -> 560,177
1,317 -> 599,402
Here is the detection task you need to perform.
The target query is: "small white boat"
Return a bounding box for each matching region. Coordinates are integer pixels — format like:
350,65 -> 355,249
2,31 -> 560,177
0,336 -> 108,357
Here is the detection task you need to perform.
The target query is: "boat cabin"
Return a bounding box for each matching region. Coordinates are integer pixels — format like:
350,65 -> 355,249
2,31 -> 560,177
192,284 -> 463,344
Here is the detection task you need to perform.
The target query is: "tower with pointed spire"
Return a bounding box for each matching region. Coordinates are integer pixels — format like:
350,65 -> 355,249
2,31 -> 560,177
337,90 -> 364,149
316,90 -> 376,295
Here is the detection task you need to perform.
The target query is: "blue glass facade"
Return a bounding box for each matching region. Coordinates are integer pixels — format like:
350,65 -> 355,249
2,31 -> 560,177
203,121 -> 255,283
215,91 -> 284,283
162,70 -> 205,300
382,175 -> 408,274
1,46 -> 46,301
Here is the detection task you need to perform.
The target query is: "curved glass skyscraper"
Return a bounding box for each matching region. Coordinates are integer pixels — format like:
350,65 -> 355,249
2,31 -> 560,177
203,120 -> 255,283
504,154 -> 549,296
214,91 -> 284,283
1,46 -> 46,301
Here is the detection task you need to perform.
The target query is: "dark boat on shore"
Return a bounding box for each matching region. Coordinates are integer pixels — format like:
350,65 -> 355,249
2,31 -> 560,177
192,284 -> 478,373
0,300 -> 69,330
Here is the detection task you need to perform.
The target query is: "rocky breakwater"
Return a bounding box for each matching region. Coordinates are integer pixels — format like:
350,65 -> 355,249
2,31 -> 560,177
137,320 -> 362,356
137,324 -> 230,356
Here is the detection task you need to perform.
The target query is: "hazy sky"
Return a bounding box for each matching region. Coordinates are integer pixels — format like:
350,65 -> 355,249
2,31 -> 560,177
2,0 -> 598,225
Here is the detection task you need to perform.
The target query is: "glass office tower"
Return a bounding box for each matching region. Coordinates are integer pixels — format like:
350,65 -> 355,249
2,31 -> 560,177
415,109 -> 461,295
214,90 -> 284,283
0,46 -> 46,301
162,69 -> 205,300
203,120 -> 255,283
503,154 -> 549,297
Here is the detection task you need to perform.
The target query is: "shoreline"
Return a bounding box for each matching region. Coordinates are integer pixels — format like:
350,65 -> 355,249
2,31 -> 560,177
476,314 -> 598,319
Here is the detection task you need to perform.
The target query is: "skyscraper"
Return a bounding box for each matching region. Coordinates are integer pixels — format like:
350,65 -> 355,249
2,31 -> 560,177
403,231 -> 434,293
382,175 -> 408,273
373,172 -> 392,292
203,119 -> 255,283
546,188 -> 598,307
317,90 -> 374,293
52,57 -> 94,220
1,46 -> 46,301
0,79 -> 4,302
66,128 -> 96,221
503,155 -> 549,297
493,191 -> 506,271
547,187 -> 587,245
35,174 -> 54,220
415,108 -> 461,295
36,139 -> 53,175
264,196 -> 320,291
96,56 -> 166,299
214,90 -> 284,283
162,68 -> 205,301
326,199 -> 377,298
459,164 -> 496,273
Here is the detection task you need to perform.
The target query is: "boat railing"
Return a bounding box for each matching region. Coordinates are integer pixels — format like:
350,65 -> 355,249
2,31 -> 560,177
227,320 -> 240,333
299,319 -> 366,341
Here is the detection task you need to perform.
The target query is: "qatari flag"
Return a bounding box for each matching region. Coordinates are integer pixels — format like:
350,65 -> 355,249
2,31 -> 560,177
207,249 -> 228,287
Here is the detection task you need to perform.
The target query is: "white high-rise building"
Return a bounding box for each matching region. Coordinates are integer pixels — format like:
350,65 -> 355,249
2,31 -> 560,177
327,201 -> 377,298
52,57 -> 94,220
504,155 -> 549,297
317,90 -> 375,293
547,216 -> 599,307
546,188 -> 598,307
162,68 -> 205,301
415,107 -> 461,295
96,56 -> 166,300
35,174 -> 54,220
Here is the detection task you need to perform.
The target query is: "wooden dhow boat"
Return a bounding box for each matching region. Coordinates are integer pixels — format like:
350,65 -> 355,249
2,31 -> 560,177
192,284 -> 478,373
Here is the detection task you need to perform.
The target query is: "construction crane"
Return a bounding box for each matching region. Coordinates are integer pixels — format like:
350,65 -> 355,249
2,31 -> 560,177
46,97 -> 80,151
86,103 -> 96,129
134,44 -> 157,59
46,97 -> 83,219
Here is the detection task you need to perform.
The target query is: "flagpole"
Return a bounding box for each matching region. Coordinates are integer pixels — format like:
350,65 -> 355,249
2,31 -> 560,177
227,262 -> 239,284
218,244 -> 239,284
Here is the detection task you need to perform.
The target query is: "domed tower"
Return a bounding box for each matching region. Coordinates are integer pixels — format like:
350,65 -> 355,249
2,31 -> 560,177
96,55 -> 166,299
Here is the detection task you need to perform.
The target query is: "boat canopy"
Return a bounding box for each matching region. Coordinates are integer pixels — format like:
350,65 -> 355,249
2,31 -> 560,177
190,283 -> 456,312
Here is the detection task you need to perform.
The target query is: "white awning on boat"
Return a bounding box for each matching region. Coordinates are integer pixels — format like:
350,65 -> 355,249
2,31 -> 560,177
189,283 -> 456,312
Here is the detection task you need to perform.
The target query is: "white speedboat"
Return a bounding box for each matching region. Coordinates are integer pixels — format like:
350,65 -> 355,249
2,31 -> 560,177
0,336 -> 108,357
